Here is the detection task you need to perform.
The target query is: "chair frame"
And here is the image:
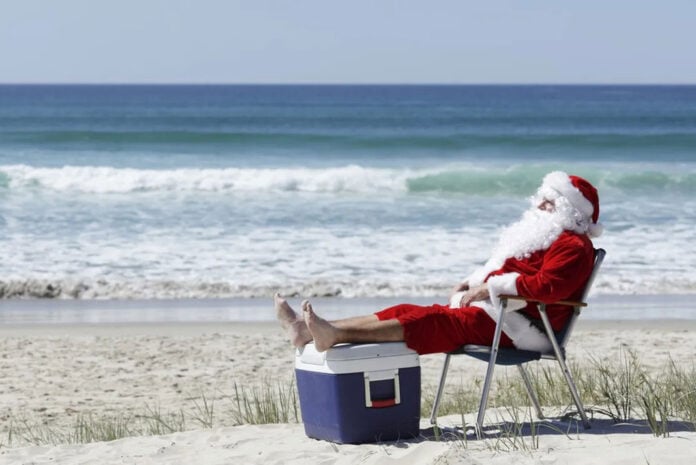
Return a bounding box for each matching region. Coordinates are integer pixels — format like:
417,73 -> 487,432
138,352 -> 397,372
429,248 -> 606,436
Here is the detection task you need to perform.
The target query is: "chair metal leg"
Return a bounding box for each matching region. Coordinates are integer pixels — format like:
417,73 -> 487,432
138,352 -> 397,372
517,364 -> 544,419
429,353 -> 451,425
475,298 -> 507,437
555,352 -> 590,428
538,307 -> 590,428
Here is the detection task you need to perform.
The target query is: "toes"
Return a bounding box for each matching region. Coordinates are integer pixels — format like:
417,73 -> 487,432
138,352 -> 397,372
302,300 -> 312,314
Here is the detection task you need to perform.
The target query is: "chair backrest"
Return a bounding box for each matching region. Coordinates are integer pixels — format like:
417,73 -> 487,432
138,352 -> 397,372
555,248 -> 606,348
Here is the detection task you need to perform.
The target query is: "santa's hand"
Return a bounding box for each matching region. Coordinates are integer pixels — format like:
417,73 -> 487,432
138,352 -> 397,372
458,283 -> 490,307
450,281 -> 469,296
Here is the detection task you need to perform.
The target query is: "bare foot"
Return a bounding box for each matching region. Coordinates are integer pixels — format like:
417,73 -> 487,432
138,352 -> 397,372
274,293 -> 312,347
303,299 -> 338,352
275,293 -> 297,328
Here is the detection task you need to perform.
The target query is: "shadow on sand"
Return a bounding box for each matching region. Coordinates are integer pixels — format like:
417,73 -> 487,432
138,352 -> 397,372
421,416 -> 695,442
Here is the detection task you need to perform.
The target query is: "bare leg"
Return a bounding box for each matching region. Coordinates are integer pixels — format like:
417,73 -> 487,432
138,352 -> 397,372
303,300 -> 404,352
274,293 -> 312,347
333,314 -> 382,329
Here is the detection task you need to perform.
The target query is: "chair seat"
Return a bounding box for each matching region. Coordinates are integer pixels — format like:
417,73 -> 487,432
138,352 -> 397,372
455,345 -> 543,365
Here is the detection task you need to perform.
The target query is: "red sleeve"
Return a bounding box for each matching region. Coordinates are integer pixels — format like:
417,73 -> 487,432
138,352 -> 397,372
515,233 -> 594,304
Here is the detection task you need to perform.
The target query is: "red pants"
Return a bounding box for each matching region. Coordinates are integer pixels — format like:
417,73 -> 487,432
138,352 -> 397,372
375,303 -> 514,355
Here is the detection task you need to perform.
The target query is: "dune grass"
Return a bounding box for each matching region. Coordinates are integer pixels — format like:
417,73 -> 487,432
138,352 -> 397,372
1,350 -> 695,448
1,379 -> 300,448
431,348 -> 696,439
231,380 -> 299,425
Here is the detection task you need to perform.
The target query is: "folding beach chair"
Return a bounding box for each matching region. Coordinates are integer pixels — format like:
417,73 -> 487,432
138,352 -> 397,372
429,248 -> 606,435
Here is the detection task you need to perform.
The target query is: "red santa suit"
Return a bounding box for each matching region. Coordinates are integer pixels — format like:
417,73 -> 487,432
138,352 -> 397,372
375,172 -> 601,356
375,231 -> 594,354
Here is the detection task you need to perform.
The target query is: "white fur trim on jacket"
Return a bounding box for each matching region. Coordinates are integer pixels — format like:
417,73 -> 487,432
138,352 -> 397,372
484,272 -> 552,352
449,291 -> 466,308
487,272 -> 520,297
487,272 -> 526,314
480,301 -> 552,352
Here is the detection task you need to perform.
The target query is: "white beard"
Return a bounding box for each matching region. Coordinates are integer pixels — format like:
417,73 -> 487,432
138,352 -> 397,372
467,195 -> 584,286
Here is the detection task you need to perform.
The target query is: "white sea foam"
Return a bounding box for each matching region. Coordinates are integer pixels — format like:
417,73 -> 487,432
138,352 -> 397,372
2,163 -> 696,300
0,164 -> 413,194
3,163 -> 694,196
2,274 -> 695,300
2,221 -> 696,299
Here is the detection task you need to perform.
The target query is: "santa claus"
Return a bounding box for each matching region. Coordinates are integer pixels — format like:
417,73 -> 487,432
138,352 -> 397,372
275,171 -> 603,355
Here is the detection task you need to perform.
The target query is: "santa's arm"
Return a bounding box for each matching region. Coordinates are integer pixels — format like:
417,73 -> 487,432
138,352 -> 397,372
520,237 -> 592,303
488,235 -> 593,305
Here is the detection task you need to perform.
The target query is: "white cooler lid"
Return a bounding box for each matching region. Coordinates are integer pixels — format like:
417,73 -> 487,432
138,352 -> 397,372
295,342 -> 419,374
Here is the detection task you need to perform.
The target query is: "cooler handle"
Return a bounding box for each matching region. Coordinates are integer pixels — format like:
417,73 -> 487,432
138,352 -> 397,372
364,369 -> 400,408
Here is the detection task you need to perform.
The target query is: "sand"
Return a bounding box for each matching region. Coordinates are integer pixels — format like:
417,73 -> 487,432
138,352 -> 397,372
1,316 -> 695,464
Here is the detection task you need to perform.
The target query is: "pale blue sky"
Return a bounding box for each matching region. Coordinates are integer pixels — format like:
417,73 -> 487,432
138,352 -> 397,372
1,0 -> 694,84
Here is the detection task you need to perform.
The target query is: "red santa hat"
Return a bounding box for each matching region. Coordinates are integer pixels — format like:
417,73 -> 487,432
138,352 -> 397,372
541,171 -> 603,237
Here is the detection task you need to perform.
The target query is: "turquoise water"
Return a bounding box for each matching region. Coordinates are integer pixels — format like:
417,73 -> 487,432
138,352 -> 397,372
1,85 -> 695,299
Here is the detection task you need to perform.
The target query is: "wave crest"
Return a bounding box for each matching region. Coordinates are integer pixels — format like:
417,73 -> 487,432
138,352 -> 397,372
0,164 -> 408,194
0,278 -> 449,300
2,275 -> 694,300
1,164 -> 695,196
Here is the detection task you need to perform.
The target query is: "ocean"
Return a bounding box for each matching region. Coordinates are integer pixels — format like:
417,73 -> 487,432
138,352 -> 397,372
1,85 -> 696,302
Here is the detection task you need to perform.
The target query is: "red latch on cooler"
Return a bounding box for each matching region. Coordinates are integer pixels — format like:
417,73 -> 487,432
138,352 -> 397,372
363,369 -> 401,408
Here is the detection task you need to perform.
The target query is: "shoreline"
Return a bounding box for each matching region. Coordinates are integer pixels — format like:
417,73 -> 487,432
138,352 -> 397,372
1,317 -> 696,338
1,293 -> 695,325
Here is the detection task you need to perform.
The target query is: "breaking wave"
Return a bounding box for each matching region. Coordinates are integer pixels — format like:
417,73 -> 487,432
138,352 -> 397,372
1,274 -> 693,300
2,163 -> 695,196
0,278 -> 452,300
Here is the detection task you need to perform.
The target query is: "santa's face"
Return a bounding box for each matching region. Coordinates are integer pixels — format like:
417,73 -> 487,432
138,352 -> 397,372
537,198 -> 556,213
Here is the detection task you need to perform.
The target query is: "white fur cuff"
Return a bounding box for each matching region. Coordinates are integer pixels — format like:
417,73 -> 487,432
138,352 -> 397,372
487,272 -> 520,297
487,272 -> 525,313
449,291 -> 466,308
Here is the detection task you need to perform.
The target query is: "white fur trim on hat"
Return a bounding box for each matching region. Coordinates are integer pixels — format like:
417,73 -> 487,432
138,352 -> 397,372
542,171 -> 594,218
587,222 -> 604,238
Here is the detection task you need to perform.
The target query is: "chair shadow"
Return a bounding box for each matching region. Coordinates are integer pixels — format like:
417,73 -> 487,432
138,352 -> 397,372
420,416 -> 695,442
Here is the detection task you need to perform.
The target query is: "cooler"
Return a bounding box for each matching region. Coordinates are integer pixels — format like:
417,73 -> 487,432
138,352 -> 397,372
295,342 -> 421,444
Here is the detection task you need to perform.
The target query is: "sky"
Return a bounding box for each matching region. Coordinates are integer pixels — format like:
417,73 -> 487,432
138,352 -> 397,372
1,0 -> 695,84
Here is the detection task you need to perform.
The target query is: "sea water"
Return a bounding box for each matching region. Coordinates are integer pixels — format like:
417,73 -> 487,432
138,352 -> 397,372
1,85 -> 695,302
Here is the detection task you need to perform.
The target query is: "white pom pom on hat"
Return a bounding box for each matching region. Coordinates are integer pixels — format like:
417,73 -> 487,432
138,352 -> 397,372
541,171 -> 603,237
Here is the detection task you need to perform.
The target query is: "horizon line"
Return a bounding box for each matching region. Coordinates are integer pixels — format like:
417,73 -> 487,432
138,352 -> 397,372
2,82 -> 696,87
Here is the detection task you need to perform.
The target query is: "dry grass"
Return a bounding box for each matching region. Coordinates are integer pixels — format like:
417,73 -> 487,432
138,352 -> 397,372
2,351 -> 694,448
429,348 -> 696,439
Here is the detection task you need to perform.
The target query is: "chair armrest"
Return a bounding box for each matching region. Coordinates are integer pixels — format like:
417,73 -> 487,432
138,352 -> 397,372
499,294 -> 587,308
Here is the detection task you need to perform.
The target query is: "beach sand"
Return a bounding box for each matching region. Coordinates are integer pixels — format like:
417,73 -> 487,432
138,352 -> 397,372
1,315 -> 695,464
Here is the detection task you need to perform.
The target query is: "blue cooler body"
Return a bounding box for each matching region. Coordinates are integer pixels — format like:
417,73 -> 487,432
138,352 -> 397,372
295,342 -> 421,444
